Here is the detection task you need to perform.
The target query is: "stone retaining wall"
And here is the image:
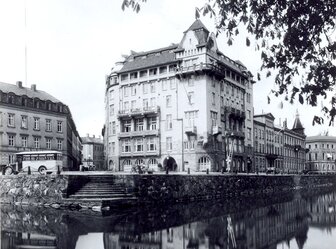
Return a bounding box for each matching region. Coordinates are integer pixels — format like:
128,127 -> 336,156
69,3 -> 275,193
0,174 -> 68,206
1,174 -> 336,207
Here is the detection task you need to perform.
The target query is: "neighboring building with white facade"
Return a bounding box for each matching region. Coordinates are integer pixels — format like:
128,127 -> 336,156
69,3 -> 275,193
0,81 -> 82,170
104,20 -> 254,172
81,134 -> 105,171
306,135 -> 336,172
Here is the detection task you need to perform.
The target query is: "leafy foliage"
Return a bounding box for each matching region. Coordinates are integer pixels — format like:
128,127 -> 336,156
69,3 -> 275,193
122,0 -> 336,125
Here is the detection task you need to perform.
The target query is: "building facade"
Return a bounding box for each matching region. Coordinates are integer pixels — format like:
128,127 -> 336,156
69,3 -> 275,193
104,20 -> 254,172
81,134 -> 105,170
0,81 -> 82,170
305,135 -> 336,172
253,112 -> 306,173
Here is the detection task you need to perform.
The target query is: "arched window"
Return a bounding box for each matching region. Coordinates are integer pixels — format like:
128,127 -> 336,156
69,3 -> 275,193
148,158 -> 158,170
198,156 -> 211,171
135,158 -> 145,166
122,159 -> 132,172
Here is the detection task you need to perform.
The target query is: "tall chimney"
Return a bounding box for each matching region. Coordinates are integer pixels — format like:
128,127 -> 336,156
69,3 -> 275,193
31,84 -> 36,91
16,81 -> 23,88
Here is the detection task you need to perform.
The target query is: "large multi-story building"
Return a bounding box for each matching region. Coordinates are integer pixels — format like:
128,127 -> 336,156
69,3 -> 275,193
253,112 -> 306,173
104,20 -> 254,172
81,134 -> 105,170
0,81 -> 82,170
305,135 -> 336,172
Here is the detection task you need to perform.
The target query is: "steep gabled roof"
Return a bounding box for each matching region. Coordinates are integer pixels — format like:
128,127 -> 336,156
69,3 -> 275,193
184,19 -> 209,33
0,82 -> 61,103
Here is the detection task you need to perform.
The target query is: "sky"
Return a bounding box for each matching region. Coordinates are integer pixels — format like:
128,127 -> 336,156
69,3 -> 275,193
0,0 -> 334,137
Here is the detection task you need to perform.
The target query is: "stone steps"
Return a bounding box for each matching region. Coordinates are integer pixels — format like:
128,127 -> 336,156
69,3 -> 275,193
69,193 -> 134,199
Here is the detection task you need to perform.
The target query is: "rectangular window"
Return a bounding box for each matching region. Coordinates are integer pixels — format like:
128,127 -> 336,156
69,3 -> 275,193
57,139 -> 63,150
148,117 -> 157,130
185,111 -> 198,127
21,136 -> 28,148
166,114 -> 173,130
150,82 -> 156,93
143,99 -> 149,109
248,110 -> 251,120
135,118 -> 144,131
140,70 -> 147,78
131,100 -> 136,110
210,111 -> 217,127
130,72 -> 137,80
110,104 -> 114,115
34,117 -> 40,130
46,138 -> 51,149
8,134 -> 15,147
159,66 -> 167,74
166,95 -> 172,107
8,113 -> 15,127
109,89 -> 114,100
57,121 -> 62,133
46,119 -> 52,131
166,137 -> 172,151
121,74 -> 128,81
112,121 -> 116,134
122,139 -> 131,152
149,68 -> 157,76
34,137 -> 40,149
150,97 -> 156,107
112,142 -> 115,154
124,86 -> 129,97
147,137 -> 157,151
122,120 -> 131,132
247,128 -> 252,140
170,78 -> 176,89
21,116 -> 28,129
124,101 -> 129,111
187,77 -> 194,87
135,138 -> 144,152
212,92 -> 216,106
162,79 -> 167,90
143,83 -> 149,94
131,85 -> 136,95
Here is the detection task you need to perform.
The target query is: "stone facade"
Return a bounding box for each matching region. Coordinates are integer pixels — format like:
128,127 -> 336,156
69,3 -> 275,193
104,20 -> 255,173
0,81 -> 82,170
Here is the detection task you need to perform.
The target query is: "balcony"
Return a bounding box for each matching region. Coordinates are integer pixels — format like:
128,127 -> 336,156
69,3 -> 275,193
118,129 -> 159,139
224,130 -> 245,138
185,126 -> 197,136
120,150 -> 160,158
175,63 -> 225,79
212,125 -> 222,136
118,106 -> 160,118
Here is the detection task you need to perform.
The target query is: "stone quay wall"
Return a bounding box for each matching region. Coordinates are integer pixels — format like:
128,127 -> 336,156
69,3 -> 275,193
1,174 -> 336,207
114,174 -> 336,204
0,174 -> 68,206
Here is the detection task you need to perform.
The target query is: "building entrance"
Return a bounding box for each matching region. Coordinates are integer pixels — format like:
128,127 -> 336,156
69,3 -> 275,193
163,157 -> 177,171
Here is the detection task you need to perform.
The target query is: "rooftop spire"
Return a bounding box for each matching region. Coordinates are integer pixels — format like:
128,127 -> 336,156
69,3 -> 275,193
292,110 -> 305,135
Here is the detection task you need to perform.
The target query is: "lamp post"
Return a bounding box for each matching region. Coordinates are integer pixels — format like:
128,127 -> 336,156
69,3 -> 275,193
177,118 -> 184,172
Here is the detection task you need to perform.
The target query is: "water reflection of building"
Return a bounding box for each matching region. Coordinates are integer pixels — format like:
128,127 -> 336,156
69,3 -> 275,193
308,192 -> 336,229
101,197 -> 310,249
1,232 -> 57,249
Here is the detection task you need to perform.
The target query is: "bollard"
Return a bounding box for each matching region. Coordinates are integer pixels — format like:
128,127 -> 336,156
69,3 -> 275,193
206,168 -> 209,175
28,166 -> 31,175
57,165 -> 61,175
166,168 -> 169,175
187,168 -> 190,174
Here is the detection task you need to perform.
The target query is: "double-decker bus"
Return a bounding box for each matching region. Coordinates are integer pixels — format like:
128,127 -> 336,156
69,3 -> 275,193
4,151 -> 63,175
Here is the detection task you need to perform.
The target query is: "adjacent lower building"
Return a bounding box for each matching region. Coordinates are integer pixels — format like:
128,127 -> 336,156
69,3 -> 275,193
253,112 -> 306,173
0,81 -> 82,170
81,134 -> 105,170
104,19 -> 255,172
305,135 -> 336,172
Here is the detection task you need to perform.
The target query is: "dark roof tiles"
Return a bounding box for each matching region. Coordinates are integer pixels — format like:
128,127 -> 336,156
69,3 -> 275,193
0,82 -> 61,103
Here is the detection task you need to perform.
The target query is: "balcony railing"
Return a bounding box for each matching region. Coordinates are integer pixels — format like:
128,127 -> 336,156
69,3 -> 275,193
120,150 -> 160,158
185,126 -> 197,136
118,106 -> 160,118
224,130 -> 245,138
212,125 -> 222,135
175,63 -> 225,78
118,129 -> 159,138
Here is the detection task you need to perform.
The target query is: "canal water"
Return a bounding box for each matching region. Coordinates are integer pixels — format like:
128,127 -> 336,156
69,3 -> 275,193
1,189 -> 335,249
